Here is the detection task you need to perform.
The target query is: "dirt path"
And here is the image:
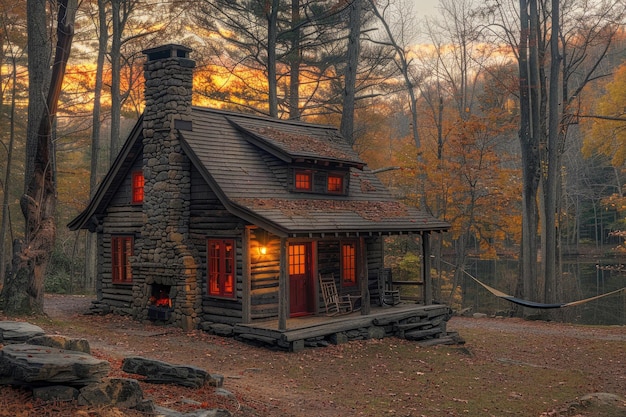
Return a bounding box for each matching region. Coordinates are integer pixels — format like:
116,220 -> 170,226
34,294 -> 626,417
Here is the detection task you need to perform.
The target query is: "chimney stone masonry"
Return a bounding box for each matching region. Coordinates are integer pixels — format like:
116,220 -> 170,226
133,44 -> 201,331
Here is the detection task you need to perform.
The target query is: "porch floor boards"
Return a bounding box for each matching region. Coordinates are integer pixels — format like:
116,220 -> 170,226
234,303 -> 450,344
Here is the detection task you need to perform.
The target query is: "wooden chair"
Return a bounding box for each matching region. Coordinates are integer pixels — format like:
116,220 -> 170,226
379,268 -> 400,307
319,274 -> 360,316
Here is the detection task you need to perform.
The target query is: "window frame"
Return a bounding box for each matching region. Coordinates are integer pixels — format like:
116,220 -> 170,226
327,173 -> 345,194
340,240 -> 357,287
294,169 -> 313,191
131,171 -> 145,204
207,238 -> 236,299
111,235 -> 134,284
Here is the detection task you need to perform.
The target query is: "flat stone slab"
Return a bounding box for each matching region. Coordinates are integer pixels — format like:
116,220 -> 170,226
0,344 -> 110,387
28,334 -> 91,354
78,378 -> 144,408
0,321 -> 45,343
122,356 -> 210,388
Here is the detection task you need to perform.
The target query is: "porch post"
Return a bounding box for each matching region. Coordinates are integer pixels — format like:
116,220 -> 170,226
359,237 -> 370,315
422,232 -> 433,305
242,226 -> 252,324
278,237 -> 288,330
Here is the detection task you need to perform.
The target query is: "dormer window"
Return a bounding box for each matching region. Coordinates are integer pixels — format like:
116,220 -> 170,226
327,174 -> 344,194
291,167 -> 348,195
294,170 -> 312,191
131,171 -> 144,204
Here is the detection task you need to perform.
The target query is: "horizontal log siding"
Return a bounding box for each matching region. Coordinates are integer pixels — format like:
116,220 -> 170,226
249,236 -> 280,320
99,155 -> 144,313
189,167 -> 248,323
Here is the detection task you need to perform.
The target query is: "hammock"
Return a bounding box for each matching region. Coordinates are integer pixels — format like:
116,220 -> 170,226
469,275 -> 626,309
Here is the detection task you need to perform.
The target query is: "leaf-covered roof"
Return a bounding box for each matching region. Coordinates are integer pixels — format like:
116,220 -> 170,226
69,107 -> 450,236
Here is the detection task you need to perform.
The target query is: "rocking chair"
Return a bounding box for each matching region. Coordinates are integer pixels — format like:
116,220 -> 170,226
319,274 -> 360,316
379,268 -> 400,307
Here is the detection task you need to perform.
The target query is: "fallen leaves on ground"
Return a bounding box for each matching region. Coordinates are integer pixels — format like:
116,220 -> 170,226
0,296 -> 624,417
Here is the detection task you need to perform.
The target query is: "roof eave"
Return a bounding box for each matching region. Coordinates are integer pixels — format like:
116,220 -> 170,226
67,115 -> 145,231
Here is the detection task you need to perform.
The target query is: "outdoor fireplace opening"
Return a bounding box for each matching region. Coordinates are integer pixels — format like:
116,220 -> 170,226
148,284 -> 173,321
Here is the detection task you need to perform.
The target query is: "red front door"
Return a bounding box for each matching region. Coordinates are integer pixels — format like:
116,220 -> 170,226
289,243 -> 314,317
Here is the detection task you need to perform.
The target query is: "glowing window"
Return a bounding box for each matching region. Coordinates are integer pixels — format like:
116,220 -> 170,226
208,239 -> 235,298
294,171 -> 312,191
341,242 -> 356,286
327,174 -> 344,193
131,171 -> 144,204
289,244 -> 307,275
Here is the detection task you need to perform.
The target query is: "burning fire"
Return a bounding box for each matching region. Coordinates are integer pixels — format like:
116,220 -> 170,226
150,290 -> 172,308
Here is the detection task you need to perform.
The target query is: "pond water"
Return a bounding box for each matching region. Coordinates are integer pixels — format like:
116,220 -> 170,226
438,258 -> 626,326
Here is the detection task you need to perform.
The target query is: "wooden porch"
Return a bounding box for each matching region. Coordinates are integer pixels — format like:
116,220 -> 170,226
232,302 -> 454,352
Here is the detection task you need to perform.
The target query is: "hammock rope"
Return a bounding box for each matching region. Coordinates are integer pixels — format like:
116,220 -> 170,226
447,262 -> 626,309
468,274 -> 626,309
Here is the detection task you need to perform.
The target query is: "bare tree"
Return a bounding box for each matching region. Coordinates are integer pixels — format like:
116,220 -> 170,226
0,29 -> 24,288
82,0 -> 109,292
1,0 -> 77,315
487,0 -> 626,306
340,0 -> 362,143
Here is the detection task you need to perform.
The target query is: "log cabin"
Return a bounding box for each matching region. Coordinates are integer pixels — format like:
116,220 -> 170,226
68,44 -> 452,350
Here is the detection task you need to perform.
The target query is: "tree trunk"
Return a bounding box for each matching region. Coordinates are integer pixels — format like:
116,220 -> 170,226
1,0 -> 77,315
23,0 -> 51,192
516,0 -> 541,309
543,0 -> 561,304
340,0 -> 361,145
110,0 -> 122,163
288,0 -> 301,120
267,0 -> 280,118
83,0 -> 109,292
0,56 -> 17,288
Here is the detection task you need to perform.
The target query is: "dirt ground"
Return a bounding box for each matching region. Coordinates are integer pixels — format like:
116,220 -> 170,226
1,294 -> 625,417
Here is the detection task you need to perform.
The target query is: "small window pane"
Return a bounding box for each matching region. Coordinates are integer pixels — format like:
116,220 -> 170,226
341,242 -> 356,286
328,174 -> 344,193
295,171 -> 312,191
132,171 -> 144,204
208,239 -> 236,298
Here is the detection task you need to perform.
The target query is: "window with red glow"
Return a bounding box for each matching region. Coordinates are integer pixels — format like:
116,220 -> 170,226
131,171 -> 144,204
327,174 -> 344,193
289,244 -> 306,275
112,236 -> 133,283
208,239 -> 235,298
341,242 -> 356,286
294,171 -> 312,191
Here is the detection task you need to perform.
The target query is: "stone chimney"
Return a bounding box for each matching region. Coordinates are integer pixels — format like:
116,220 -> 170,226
133,44 -> 201,330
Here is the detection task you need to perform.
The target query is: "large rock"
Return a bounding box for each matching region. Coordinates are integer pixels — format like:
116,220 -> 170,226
27,334 -> 91,354
122,356 -> 210,388
78,378 -> 144,408
32,385 -> 80,402
0,321 -> 45,343
0,344 -> 110,387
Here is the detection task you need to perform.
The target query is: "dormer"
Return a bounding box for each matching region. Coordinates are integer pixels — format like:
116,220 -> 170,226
290,163 -> 349,195
227,118 -> 365,196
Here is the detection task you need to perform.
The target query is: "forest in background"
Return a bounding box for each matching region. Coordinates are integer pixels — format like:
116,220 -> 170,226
1,0 -> 626,310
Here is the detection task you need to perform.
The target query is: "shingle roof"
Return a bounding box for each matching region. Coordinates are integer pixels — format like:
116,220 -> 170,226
228,118 -> 365,168
180,107 -> 449,236
69,106 -> 450,236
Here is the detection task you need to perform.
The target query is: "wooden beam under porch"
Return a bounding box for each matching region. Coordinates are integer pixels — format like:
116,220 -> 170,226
233,303 -> 453,352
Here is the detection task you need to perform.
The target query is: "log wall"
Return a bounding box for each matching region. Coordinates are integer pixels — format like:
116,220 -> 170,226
189,167 -> 248,324
97,157 -> 144,315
